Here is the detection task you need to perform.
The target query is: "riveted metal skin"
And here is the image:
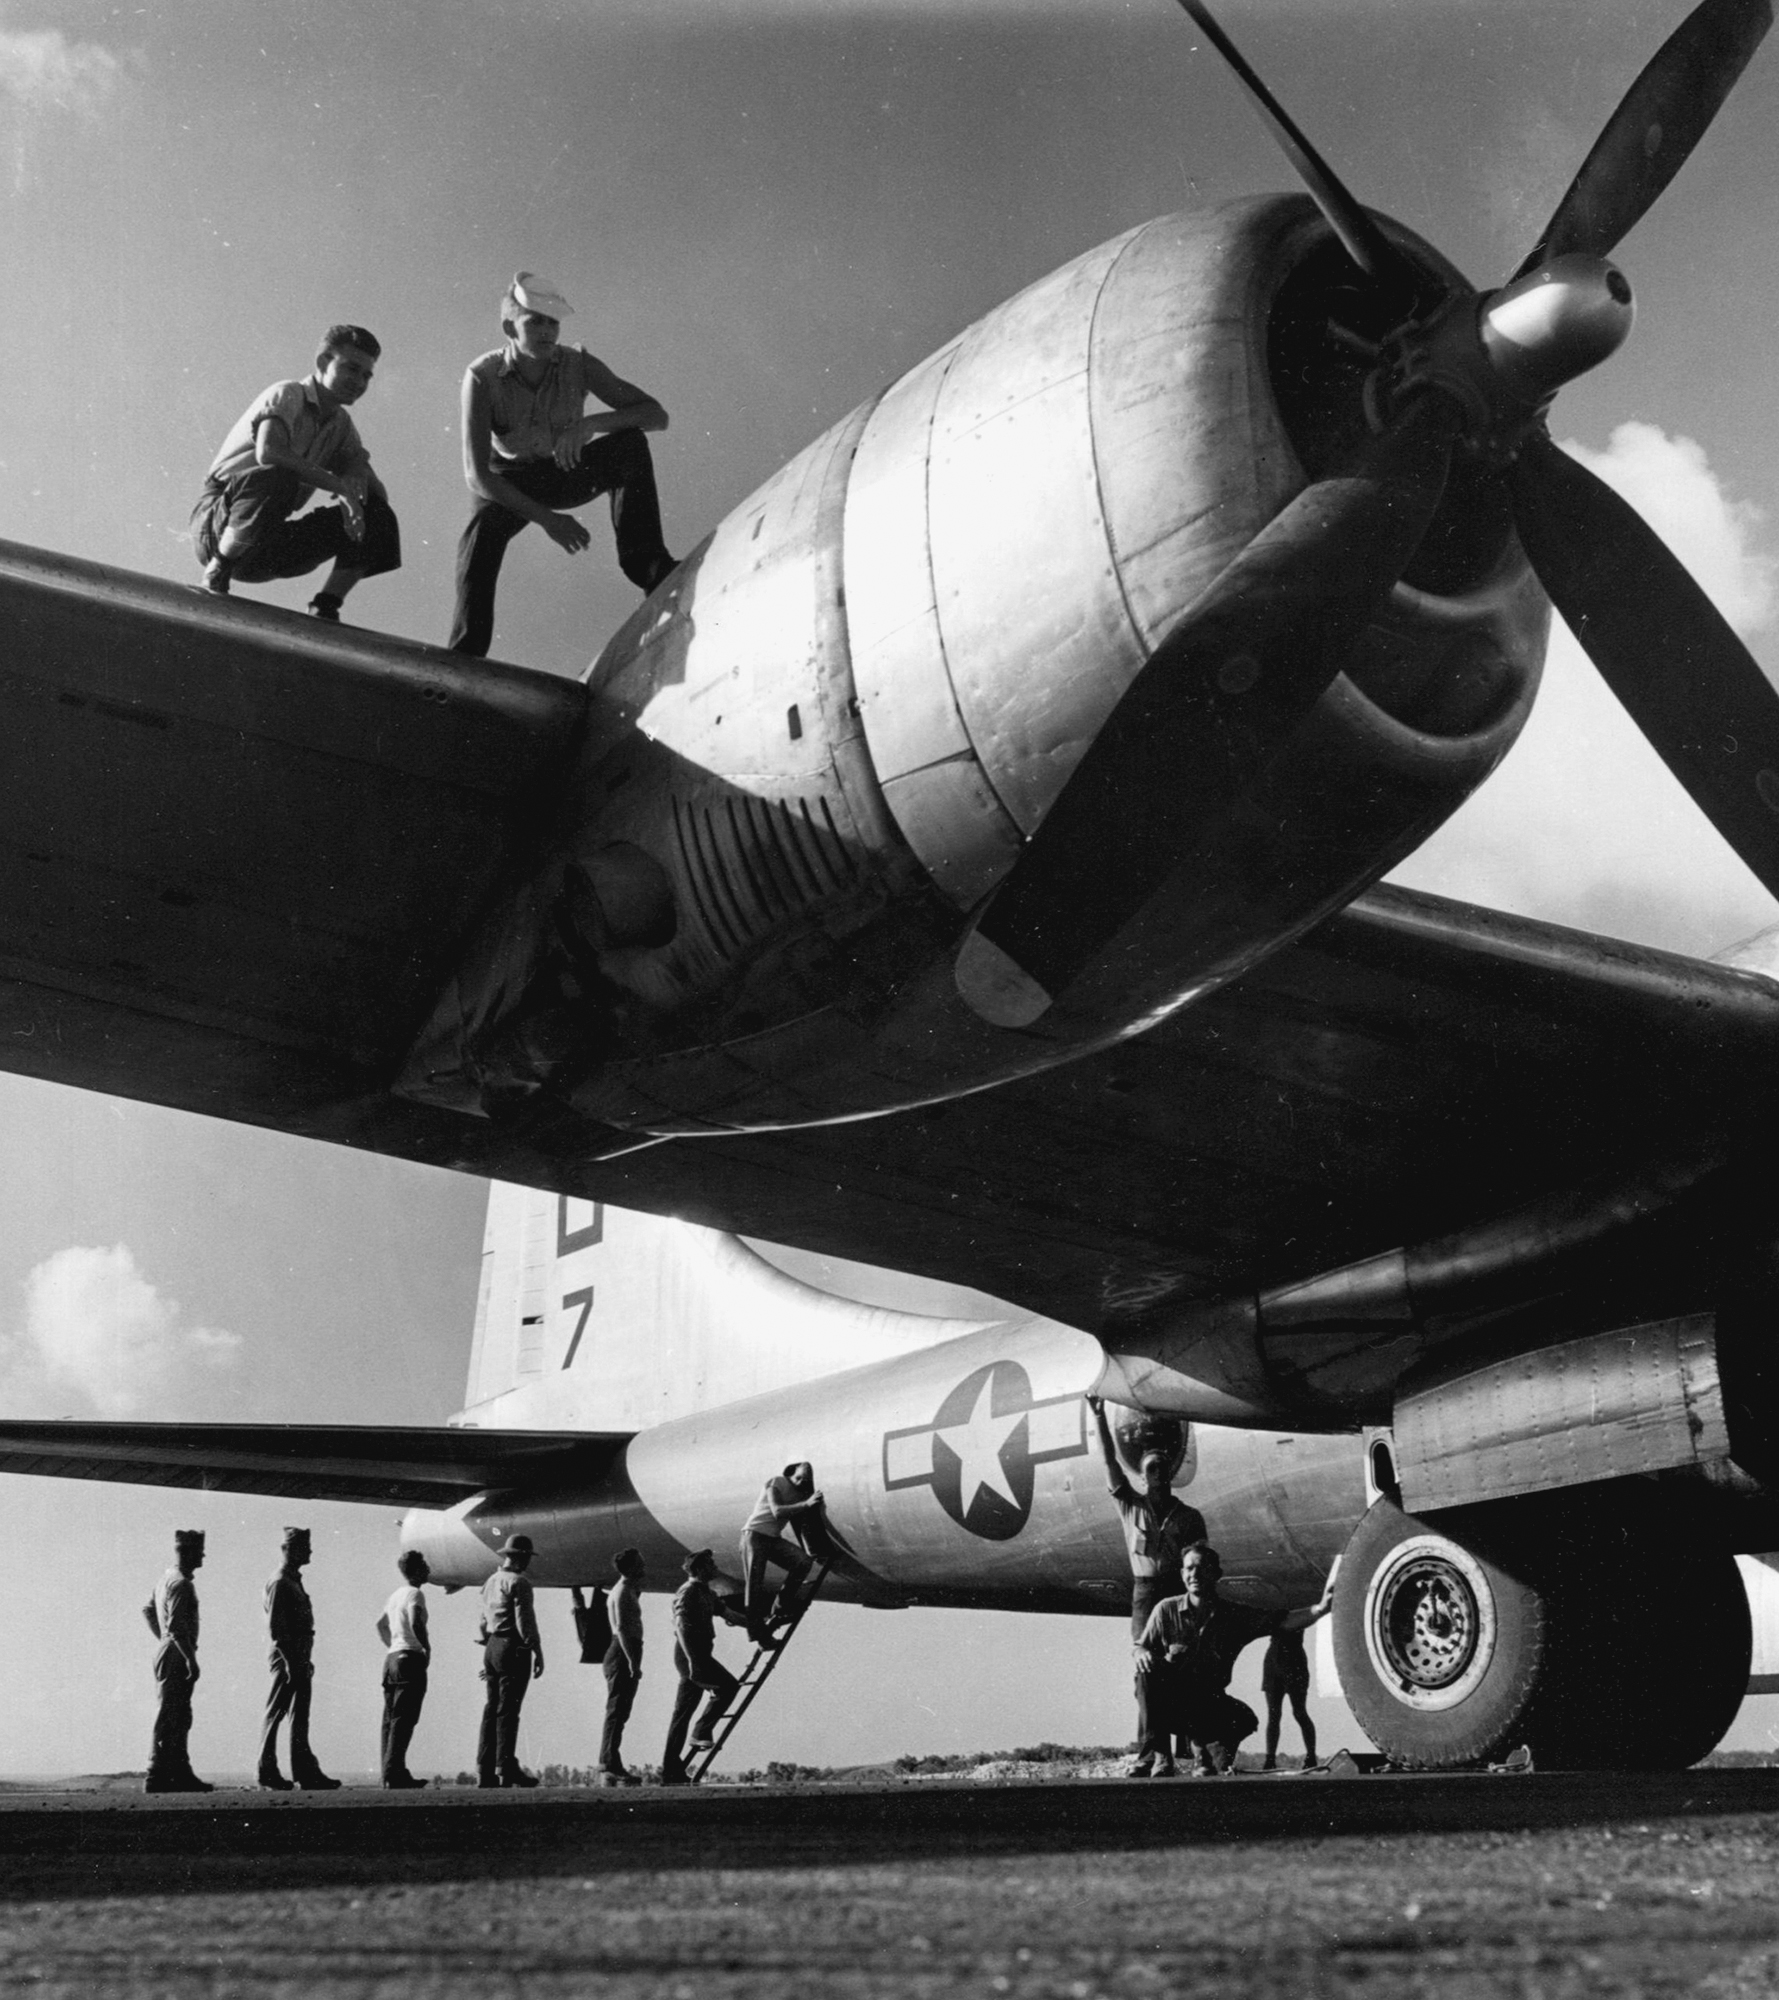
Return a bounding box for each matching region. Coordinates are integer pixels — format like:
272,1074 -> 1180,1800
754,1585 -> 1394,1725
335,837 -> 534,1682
404,1189 -> 1358,1613
401,196 -> 1548,1139
405,1321 -> 1360,1612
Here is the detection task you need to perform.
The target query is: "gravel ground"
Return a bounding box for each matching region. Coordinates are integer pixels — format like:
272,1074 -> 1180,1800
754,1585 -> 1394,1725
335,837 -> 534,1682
1,1772 -> 1777,1998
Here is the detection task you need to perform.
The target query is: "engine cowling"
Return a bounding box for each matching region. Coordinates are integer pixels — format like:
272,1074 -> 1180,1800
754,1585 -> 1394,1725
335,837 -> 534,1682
401,196 -> 1546,1139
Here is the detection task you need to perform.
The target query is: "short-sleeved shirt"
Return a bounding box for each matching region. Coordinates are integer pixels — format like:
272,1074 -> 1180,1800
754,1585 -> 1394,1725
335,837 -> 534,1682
1140,1593 -> 1282,1701
672,1578 -> 723,1664
265,1567 -> 315,1658
480,1565 -> 536,1643
467,344 -> 613,466
152,1567 -> 200,1655
1106,1474 -> 1206,1582
609,1573 -> 643,1667
382,1583 -> 429,1657
744,1474 -> 807,1541
205,376 -> 371,500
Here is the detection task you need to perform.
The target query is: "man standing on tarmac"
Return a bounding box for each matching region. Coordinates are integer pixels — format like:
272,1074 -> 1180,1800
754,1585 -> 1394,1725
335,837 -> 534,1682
1086,1396 -> 1207,1778
477,1533 -> 544,1788
1261,1626 -> 1318,1772
1138,1544 -> 1334,1776
660,1549 -> 751,1786
375,1549 -> 432,1789
192,324 -> 400,620
260,1526 -> 340,1791
447,271 -> 678,656
142,1528 -> 211,1794
741,1460 -> 823,1645
598,1547 -> 646,1787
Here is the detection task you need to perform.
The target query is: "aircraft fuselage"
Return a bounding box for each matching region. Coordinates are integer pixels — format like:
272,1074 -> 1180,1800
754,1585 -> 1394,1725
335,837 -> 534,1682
404,1316 -> 1361,1616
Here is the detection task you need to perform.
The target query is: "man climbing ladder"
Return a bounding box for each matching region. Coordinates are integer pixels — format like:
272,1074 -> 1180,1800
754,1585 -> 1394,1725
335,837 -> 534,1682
682,1563 -> 829,1785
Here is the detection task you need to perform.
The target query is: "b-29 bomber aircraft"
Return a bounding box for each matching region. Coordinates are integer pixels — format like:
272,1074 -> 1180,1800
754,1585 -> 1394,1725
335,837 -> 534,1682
0,0 -> 1777,1771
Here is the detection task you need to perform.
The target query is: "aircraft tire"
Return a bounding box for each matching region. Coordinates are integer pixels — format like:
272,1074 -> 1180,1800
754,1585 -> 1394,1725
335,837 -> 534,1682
1333,1497 -> 1549,1770
1332,1491 -> 1750,1771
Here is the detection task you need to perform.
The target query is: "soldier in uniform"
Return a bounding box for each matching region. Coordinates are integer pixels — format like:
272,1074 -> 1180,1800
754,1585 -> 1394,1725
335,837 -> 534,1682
447,271 -> 677,656
142,1528 -> 212,1794
376,1549 -> 433,1789
1086,1396 -> 1207,1777
259,1525 -> 341,1791
477,1533 -> 544,1788
1138,1544 -> 1334,1776
740,1460 -> 823,1644
659,1548 -> 751,1786
598,1546 -> 646,1787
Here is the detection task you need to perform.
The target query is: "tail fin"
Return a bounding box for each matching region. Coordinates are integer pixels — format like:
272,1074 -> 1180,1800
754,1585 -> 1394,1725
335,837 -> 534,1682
460,1183 -> 990,1431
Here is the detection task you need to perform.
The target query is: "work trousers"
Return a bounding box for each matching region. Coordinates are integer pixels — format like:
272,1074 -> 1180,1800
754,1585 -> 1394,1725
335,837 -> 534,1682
446,430 -> 672,656
193,468 -> 401,583
477,1634 -> 534,1781
1130,1573 -> 1181,1760
600,1645 -> 640,1772
742,1530 -> 812,1628
381,1651 -> 428,1782
148,1645 -> 198,1786
661,1647 -> 739,1778
260,1647 -> 321,1780
1155,1685 -> 1259,1773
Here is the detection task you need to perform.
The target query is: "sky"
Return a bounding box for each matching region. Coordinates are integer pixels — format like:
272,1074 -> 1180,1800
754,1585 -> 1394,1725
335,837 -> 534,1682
3,0 -> 1779,1778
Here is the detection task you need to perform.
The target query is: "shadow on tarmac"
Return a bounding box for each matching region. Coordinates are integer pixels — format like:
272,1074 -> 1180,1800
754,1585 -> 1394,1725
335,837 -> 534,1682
2,1770 -> 1778,1902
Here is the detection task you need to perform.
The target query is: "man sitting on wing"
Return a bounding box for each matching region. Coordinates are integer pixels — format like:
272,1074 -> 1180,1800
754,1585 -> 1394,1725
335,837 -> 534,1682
192,323 -> 400,621
1137,1543 -> 1334,1777
447,271 -> 677,656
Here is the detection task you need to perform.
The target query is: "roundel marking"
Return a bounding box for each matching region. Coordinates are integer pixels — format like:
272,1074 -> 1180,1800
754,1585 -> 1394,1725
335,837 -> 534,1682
881,1359 -> 1088,1540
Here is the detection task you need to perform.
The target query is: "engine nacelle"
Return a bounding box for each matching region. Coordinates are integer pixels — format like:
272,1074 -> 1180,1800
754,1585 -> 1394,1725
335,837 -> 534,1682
400,197 -> 1545,1139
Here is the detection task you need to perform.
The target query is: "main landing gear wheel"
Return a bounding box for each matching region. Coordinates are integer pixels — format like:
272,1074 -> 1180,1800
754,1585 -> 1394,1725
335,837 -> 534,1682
1332,1492 -> 1750,1770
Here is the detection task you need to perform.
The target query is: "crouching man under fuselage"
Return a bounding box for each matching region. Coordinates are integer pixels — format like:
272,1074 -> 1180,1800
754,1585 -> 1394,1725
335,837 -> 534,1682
1135,1544 -> 1333,1778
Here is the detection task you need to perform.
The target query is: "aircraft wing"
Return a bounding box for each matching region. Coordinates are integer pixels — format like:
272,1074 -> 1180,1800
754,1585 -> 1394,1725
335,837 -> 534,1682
0,1421 -> 628,1508
0,540 -> 586,1165
6,540 -> 1779,1340
581,887 -> 1779,1333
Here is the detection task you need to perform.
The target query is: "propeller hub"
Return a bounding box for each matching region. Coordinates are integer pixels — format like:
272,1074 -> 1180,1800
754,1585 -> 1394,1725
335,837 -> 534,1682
1367,255 -> 1634,456
1477,254 -> 1635,409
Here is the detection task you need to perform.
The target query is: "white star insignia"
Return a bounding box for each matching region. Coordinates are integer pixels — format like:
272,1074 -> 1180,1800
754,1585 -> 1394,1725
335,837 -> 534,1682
935,1372 -> 1023,1514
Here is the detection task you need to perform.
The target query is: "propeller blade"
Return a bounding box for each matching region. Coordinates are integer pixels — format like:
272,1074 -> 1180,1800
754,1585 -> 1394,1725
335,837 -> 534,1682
1177,0 -> 1430,303
1512,0 -> 1771,281
1511,428 -> 1779,898
955,394 -> 1463,1027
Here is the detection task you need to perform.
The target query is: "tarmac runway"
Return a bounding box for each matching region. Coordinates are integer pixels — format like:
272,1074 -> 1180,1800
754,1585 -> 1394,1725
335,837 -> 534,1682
2,1770 -> 1778,1997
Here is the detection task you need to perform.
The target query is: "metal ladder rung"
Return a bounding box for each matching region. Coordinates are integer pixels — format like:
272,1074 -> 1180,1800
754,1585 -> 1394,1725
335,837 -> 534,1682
685,1565 -> 827,1784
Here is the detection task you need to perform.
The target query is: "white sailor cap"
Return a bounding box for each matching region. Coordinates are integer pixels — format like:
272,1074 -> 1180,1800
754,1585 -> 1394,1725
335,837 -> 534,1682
509,271 -> 574,321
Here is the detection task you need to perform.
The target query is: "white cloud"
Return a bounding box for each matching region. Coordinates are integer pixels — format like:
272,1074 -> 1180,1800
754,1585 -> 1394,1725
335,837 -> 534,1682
1568,422 -> 1775,636
0,26 -> 120,119
1389,422 -> 1779,960
0,1244 -> 240,1418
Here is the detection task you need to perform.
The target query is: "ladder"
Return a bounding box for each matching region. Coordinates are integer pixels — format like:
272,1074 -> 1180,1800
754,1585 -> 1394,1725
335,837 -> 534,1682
685,1565 -> 828,1784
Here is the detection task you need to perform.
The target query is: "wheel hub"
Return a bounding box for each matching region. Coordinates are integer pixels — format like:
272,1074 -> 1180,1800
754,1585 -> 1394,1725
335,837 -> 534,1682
1361,1533 -> 1499,1712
